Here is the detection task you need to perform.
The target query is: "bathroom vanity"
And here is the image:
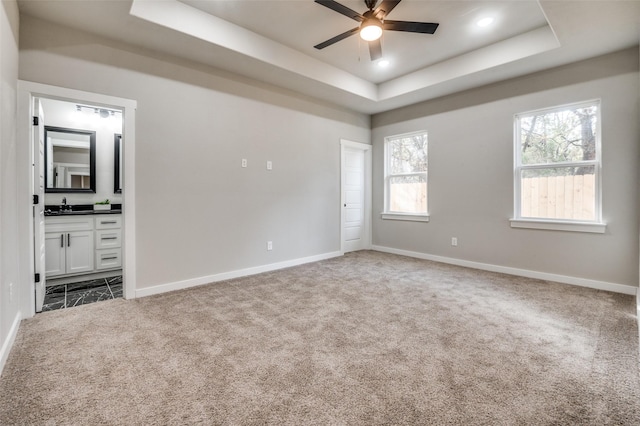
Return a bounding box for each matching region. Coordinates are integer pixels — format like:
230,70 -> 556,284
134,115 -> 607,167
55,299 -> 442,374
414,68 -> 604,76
44,205 -> 122,280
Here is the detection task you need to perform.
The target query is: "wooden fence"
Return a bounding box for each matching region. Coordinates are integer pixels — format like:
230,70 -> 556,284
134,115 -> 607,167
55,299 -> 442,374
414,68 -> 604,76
521,174 -> 595,220
390,175 -> 595,220
390,183 -> 427,213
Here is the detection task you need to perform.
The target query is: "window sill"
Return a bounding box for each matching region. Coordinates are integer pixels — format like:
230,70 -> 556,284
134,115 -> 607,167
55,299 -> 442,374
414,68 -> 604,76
381,213 -> 430,222
509,218 -> 606,234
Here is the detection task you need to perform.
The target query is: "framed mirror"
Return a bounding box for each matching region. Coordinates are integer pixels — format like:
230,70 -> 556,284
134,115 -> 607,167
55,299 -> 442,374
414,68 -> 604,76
44,126 -> 96,193
114,134 -> 122,193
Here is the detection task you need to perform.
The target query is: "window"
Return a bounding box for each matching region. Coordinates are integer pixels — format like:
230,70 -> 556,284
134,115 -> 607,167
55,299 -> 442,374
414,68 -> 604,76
512,100 -> 604,232
383,131 -> 428,221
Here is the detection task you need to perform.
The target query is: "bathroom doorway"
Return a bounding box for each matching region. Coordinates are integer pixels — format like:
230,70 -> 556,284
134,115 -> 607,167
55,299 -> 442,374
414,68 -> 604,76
18,81 -> 137,318
37,98 -> 124,311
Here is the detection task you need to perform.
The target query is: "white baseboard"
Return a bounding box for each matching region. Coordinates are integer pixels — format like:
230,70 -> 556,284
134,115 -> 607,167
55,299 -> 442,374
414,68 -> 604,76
372,245 -> 638,296
135,251 -> 343,298
0,311 -> 22,376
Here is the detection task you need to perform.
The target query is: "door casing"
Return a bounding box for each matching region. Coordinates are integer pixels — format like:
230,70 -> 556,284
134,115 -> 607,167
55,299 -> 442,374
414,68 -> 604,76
17,81 -> 137,317
33,99 -> 46,312
340,139 -> 372,254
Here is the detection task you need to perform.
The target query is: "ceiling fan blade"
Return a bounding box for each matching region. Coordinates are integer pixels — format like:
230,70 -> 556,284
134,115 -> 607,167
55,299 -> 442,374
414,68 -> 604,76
314,0 -> 364,22
383,20 -> 439,34
314,27 -> 360,50
368,39 -> 382,61
373,0 -> 401,19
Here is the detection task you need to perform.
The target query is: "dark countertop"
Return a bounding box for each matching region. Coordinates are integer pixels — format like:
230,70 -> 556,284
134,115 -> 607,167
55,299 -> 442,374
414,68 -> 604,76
44,204 -> 122,217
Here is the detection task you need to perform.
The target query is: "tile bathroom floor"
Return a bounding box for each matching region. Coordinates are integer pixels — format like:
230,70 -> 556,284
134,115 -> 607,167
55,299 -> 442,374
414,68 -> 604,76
43,276 -> 122,312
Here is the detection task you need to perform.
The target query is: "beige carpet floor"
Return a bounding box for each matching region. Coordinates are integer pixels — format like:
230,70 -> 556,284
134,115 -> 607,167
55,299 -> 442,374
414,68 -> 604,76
1,251 -> 639,425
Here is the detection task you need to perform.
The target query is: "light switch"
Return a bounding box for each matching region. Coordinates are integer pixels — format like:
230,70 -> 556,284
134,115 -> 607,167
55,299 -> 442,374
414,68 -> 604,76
266,161 -> 273,170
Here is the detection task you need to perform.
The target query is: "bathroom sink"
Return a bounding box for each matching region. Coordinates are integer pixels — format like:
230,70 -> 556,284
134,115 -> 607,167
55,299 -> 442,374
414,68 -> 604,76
44,204 -> 121,216
45,209 -> 92,216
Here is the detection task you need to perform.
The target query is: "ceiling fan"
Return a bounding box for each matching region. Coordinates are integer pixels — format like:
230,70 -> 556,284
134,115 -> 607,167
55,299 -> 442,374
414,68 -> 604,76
313,0 -> 439,61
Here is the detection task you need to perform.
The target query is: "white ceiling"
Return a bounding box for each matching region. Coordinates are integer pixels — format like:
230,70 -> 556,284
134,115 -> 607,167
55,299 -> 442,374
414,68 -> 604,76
17,0 -> 640,114
180,0 -> 549,83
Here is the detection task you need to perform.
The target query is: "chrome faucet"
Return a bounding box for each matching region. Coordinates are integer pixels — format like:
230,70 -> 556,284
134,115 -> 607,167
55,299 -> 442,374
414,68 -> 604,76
60,197 -> 69,212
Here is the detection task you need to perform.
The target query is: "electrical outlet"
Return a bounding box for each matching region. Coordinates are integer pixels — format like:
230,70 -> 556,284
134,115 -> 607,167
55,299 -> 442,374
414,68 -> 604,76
266,161 -> 273,171
451,237 -> 458,247
241,159 -> 247,168
9,282 -> 14,302
267,241 -> 273,251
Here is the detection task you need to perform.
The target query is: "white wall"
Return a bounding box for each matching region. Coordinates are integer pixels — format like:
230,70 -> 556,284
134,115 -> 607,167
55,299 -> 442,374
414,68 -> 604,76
0,0 -> 21,371
41,98 -> 123,206
372,48 -> 640,288
19,15 -> 371,291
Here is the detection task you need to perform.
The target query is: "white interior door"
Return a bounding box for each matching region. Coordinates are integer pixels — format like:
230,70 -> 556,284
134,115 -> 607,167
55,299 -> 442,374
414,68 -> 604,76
341,141 -> 371,253
33,99 -> 46,312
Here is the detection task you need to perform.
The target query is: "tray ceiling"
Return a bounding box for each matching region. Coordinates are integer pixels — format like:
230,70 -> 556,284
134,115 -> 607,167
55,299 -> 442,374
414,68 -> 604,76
17,0 -> 640,114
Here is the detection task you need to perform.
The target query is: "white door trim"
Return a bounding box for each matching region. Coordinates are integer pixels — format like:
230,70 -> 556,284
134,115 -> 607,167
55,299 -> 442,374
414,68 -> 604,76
33,99 -> 46,312
340,139 -> 372,254
17,81 -> 137,317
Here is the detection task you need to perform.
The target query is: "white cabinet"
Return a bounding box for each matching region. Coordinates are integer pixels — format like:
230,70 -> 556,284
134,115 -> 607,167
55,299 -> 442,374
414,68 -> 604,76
45,217 -> 94,278
45,214 -> 122,279
95,229 -> 121,249
95,216 -> 122,230
96,248 -> 122,270
44,232 -> 66,276
66,231 -> 94,274
95,215 -> 122,270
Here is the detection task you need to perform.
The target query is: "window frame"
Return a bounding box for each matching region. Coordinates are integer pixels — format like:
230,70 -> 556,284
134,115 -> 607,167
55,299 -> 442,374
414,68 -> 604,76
382,131 -> 429,222
511,99 -> 605,233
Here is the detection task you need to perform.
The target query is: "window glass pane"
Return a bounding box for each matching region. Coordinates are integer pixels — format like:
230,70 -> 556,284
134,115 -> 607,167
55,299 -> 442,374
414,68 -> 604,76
520,166 -> 595,220
389,135 -> 427,174
389,175 -> 427,213
519,104 -> 598,165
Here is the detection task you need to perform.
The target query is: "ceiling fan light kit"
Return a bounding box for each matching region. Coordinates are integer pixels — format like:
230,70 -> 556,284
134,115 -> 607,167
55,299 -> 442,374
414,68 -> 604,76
360,17 -> 383,41
314,0 -> 439,61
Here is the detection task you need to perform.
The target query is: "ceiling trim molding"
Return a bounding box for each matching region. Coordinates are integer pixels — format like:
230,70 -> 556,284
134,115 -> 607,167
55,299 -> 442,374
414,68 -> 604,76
16,0 -> 639,114
130,0 -> 559,108
129,0 -> 378,100
379,25 -> 560,101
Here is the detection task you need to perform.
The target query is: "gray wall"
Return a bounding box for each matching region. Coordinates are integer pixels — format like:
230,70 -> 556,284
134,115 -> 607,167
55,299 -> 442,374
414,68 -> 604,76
19,15 -> 370,290
0,0 -> 20,367
372,48 -> 640,287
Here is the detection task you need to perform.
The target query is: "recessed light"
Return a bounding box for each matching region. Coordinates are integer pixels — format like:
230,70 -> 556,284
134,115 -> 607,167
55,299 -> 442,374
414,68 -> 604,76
377,59 -> 390,67
476,17 -> 494,27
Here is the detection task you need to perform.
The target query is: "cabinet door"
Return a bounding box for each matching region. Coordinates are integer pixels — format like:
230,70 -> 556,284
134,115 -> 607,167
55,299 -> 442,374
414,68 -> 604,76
66,230 -> 94,275
45,233 -> 66,277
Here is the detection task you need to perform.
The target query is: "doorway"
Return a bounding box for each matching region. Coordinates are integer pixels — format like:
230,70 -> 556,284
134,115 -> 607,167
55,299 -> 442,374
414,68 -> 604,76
38,98 -> 124,311
340,139 -> 372,253
18,81 -> 137,318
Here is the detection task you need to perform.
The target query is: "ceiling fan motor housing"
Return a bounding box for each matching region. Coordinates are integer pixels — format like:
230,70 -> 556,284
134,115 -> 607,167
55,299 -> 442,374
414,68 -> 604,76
364,0 -> 378,10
